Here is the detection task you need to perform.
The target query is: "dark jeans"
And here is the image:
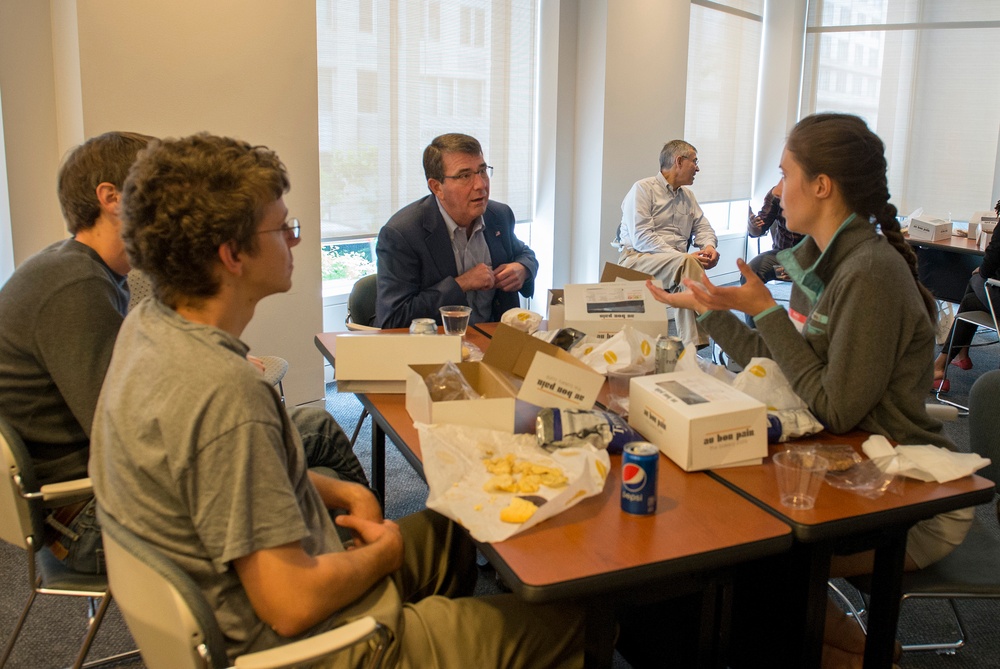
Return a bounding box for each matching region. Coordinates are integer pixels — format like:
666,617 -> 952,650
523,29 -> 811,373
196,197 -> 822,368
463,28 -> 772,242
941,272 -> 994,358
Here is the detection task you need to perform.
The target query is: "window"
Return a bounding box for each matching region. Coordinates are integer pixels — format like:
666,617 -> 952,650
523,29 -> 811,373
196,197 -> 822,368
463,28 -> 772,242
684,0 -> 764,231
316,0 -> 537,246
801,0 -> 1000,221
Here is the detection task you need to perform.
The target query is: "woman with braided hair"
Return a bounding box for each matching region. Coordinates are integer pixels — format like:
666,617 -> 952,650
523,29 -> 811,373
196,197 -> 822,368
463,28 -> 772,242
646,113 -> 971,668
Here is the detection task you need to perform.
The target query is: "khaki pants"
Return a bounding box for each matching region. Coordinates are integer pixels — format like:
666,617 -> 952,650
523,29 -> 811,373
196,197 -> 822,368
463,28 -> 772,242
619,248 -> 710,347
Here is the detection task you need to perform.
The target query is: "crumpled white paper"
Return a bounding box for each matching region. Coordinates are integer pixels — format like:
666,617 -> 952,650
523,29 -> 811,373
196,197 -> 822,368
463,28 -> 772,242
862,434 -> 991,483
418,422 -> 610,542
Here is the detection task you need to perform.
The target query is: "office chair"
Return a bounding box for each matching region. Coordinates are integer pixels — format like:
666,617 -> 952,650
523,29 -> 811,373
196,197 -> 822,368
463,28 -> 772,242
836,378 -> 1000,654
0,416 -> 139,669
99,509 -> 388,669
344,274 -> 379,445
129,270 -> 290,402
345,273 -> 379,331
935,277 -> 1000,413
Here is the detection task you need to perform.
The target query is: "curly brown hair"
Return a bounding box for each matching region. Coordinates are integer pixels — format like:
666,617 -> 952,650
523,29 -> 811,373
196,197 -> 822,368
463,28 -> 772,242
786,113 -> 936,324
57,131 -> 154,234
121,133 -> 289,307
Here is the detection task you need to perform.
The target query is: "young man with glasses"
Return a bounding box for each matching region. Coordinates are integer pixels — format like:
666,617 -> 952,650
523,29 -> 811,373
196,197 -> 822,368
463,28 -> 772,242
91,133 -> 584,667
613,139 -> 719,348
375,133 -> 538,329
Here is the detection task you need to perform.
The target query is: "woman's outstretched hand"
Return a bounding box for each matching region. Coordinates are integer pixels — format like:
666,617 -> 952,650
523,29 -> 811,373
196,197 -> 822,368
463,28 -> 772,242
645,258 -> 779,319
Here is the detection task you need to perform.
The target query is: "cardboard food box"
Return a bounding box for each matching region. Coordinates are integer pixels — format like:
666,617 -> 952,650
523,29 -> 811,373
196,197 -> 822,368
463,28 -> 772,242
546,289 -> 565,330
908,216 -> 952,242
334,333 -> 463,393
562,279 -> 670,341
547,265 -> 655,334
979,227 -> 994,252
600,262 -> 652,283
968,211 -> 999,240
406,323 -> 605,432
628,371 -> 768,471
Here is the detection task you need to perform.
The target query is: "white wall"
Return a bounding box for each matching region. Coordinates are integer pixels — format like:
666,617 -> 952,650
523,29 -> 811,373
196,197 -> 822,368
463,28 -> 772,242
0,0 -> 326,405
0,1 -> 66,264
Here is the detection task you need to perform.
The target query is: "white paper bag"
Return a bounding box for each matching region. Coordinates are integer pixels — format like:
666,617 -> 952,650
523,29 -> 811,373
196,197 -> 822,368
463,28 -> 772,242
418,423 -> 610,542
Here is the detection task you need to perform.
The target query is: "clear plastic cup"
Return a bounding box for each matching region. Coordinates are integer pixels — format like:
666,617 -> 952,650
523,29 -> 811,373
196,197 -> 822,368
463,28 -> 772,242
773,450 -> 829,510
439,305 -> 472,336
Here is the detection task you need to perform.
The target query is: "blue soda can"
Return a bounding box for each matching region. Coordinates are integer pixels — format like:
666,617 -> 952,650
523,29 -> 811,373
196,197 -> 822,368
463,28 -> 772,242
621,441 -> 659,515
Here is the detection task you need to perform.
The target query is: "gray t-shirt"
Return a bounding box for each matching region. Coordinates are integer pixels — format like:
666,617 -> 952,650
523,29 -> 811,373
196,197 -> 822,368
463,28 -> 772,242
91,300 -> 398,660
0,238 -> 127,484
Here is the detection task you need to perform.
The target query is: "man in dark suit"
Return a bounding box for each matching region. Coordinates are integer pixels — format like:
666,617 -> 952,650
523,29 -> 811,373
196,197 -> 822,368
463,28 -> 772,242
375,133 -> 538,329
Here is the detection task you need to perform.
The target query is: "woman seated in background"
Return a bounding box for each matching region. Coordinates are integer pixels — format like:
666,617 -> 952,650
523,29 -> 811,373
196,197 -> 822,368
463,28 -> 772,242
932,199 -> 1000,392
647,113 -> 972,669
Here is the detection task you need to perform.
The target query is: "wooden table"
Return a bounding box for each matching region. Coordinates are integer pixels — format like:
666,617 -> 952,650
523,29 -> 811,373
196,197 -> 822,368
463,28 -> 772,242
905,231 -> 984,302
711,436 -> 995,668
316,325 -> 793,667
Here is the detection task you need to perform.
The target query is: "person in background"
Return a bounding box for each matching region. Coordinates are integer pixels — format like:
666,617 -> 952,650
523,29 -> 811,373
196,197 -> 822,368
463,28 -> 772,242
645,113 -> 969,668
92,133 -> 585,667
375,133 -> 537,329
931,199 -> 1000,392
612,139 -> 719,347
0,131 -> 152,573
743,180 -> 805,326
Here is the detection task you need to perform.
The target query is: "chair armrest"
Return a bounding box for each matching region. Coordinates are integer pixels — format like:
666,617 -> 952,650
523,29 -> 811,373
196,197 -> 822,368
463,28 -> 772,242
234,617 -> 383,669
38,477 -> 94,503
345,322 -> 381,332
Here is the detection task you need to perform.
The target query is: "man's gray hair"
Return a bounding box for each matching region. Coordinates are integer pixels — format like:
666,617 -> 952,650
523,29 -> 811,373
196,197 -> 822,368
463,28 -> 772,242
659,140 -> 696,170
423,133 -> 484,183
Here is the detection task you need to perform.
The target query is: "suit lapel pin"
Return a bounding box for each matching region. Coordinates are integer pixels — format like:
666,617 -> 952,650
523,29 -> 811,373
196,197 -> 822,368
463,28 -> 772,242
495,231 -> 500,237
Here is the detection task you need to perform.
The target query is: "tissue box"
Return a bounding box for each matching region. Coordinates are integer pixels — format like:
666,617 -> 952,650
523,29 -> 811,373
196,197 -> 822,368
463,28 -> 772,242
909,216 -> 952,242
628,371 -> 768,471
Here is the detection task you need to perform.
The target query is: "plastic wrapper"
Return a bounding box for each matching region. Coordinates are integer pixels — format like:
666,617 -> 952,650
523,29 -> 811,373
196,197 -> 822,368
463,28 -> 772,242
535,407 -> 643,454
734,358 -> 822,442
418,422 -> 610,542
789,442 -> 900,499
424,361 -> 481,402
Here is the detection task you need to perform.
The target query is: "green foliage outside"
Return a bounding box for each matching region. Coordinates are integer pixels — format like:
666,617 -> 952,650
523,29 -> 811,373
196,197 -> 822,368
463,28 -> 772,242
321,245 -> 376,281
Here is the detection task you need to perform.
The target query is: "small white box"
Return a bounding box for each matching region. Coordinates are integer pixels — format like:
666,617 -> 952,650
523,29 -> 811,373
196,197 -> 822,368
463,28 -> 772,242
628,371 -> 768,471
979,230 -> 994,252
546,289 -> 565,330
968,211 -> 999,240
335,333 -> 462,393
563,279 -> 670,341
909,216 -> 952,242
405,323 -> 605,432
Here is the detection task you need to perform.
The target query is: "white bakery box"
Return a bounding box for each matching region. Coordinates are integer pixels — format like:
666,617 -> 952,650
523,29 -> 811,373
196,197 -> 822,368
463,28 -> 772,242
406,323 -> 604,433
908,216 -> 952,242
547,263 -> 658,337
628,370 -> 768,472
334,333 -> 462,394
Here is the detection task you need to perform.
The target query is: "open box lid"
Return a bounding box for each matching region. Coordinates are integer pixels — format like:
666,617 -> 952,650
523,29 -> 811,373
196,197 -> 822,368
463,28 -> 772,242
483,323 -> 604,410
600,262 -> 652,282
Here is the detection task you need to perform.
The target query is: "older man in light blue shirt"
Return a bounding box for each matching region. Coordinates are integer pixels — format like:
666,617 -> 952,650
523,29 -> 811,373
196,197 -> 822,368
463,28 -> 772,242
614,140 -> 719,347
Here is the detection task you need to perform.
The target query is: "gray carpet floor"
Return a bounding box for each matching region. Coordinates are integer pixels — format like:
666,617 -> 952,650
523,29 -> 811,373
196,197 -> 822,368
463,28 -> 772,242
1,329 -> 997,668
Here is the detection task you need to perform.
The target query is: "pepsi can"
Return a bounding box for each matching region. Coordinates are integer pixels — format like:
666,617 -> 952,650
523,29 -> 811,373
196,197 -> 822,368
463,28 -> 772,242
621,441 -> 658,515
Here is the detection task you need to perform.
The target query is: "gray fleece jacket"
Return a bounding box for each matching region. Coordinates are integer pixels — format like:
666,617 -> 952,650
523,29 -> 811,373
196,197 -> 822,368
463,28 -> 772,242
701,214 -> 951,449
